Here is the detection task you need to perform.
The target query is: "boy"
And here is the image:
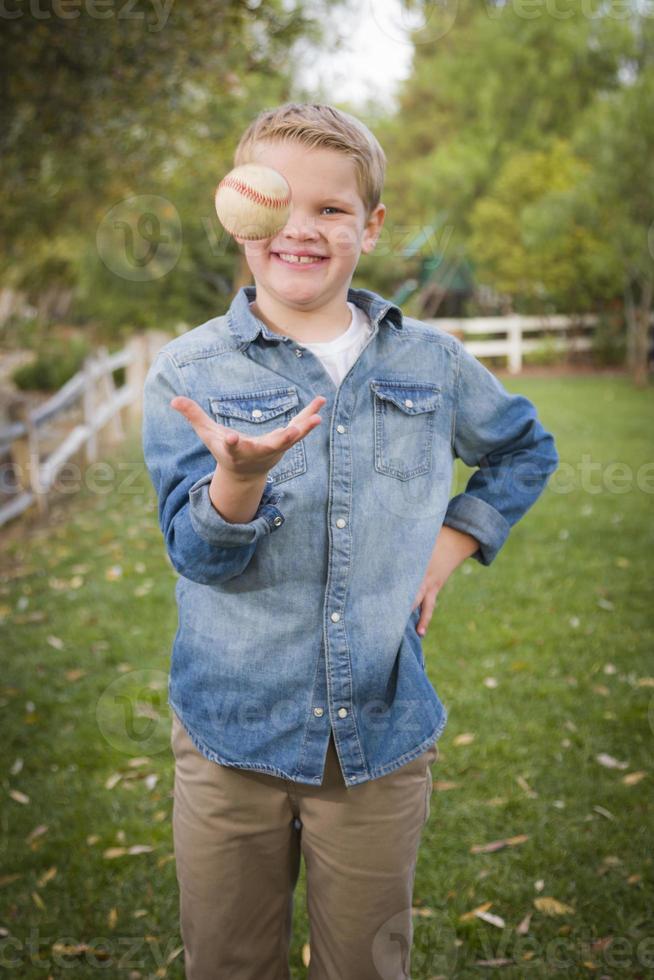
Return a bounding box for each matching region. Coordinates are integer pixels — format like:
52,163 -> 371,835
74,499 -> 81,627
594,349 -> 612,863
142,103 -> 559,980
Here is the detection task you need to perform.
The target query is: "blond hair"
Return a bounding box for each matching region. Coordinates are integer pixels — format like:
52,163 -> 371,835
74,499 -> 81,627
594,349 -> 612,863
234,102 -> 386,218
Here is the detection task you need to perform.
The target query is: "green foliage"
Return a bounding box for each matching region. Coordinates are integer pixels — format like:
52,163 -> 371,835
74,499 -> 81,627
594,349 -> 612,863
12,336 -> 91,392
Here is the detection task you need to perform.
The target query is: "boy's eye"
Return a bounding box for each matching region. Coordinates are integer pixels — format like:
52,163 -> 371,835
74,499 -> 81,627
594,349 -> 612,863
321,206 -> 344,215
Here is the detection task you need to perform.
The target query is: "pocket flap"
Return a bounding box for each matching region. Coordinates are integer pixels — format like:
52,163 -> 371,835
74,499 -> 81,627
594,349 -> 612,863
210,386 -> 299,423
370,380 -> 441,414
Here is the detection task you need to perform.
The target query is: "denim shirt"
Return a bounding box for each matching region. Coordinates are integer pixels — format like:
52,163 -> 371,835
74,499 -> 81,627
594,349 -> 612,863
142,284 -> 559,787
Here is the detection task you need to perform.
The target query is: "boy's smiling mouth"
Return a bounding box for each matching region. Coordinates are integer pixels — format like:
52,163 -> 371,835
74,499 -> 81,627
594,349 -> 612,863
272,250 -> 329,268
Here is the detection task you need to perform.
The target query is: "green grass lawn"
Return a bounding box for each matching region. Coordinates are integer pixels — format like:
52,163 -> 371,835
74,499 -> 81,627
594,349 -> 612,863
1,375 -> 652,979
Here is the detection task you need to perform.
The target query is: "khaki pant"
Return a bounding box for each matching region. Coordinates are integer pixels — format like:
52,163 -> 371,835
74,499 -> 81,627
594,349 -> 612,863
171,711 -> 438,980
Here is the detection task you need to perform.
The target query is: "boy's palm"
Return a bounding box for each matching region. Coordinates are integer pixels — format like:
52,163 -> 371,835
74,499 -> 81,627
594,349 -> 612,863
170,394 -> 327,480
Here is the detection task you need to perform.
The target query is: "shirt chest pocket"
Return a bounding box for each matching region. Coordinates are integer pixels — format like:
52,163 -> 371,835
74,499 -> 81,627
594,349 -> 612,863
209,386 -> 307,486
370,379 -> 441,481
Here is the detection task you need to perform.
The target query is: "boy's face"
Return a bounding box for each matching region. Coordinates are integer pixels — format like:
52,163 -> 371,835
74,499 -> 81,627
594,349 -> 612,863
237,139 -> 385,315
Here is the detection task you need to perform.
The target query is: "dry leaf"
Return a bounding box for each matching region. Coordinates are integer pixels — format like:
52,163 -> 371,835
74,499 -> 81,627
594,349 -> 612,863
516,775 -> 538,798
36,866 -> 57,888
596,753 -> 628,770
31,891 -> 46,910
105,773 -> 122,790
516,911 -> 532,935
636,677 -> 654,687
475,909 -> 505,928
470,834 -> 528,854
302,942 -> 311,967
46,635 -> 64,650
459,901 -> 493,922
127,845 -> 155,855
622,771 -> 647,786
65,669 -> 86,682
9,789 -> 30,805
534,896 -> 575,916
453,732 -> 475,746
433,780 -> 460,791
108,907 -> 118,929
103,847 -> 127,859
0,873 -> 22,887
26,824 -> 48,844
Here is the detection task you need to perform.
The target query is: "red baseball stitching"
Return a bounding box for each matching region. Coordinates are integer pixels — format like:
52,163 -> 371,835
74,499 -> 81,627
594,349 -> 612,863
217,175 -> 291,210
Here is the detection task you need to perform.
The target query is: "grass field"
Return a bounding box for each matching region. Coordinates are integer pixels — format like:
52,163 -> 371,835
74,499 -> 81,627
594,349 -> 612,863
1,374 -> 652,979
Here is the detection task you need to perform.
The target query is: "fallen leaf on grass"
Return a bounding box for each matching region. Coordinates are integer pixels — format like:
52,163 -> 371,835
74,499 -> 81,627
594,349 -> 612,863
516,911 -> 532,935
596,753 -> 629,770
31,891 -> 46,910
622,771 -> 647,786
475,957 -> 514,967
534,896 -> 575,916
8,789 -> 30,805
433,780 -> 460,791
26,824 -> 48,844
0,874 -> 22,887
46,635 -> 64,650
65,669 -> 86,682
470,834 -> 529,854
459,901 -> 492,922
36,866 -> 57,888
453,732 -> 475,746
302,942 -> 311,967
516,776 -> 538,798
475,909 -> 505,928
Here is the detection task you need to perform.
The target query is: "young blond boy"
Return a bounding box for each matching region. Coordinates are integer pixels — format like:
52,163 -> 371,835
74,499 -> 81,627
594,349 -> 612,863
142,103 -> 559,980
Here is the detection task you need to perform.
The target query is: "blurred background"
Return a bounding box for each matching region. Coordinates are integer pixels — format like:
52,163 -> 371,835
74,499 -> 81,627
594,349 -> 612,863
1,2 -> 653,978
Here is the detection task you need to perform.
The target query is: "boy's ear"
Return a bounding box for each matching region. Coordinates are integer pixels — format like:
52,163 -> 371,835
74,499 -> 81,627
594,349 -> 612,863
362,202 -> 386,254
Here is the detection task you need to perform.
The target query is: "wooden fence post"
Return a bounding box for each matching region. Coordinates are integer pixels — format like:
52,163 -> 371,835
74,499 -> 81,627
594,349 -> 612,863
83,354 -> 98,464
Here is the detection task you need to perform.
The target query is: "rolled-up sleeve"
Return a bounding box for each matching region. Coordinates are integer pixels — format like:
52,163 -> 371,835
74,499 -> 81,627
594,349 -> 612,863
443,340 -> 559,566
142,350 -> 285,585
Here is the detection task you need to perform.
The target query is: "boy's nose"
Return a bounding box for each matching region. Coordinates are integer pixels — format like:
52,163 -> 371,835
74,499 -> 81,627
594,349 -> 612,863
280,209 -> 320,239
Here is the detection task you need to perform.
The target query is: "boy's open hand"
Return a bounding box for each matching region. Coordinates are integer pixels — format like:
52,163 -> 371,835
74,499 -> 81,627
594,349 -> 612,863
170,394 -> 327,481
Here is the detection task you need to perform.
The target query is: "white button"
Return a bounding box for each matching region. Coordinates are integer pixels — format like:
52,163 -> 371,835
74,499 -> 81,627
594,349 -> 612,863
404,398 -> 413,408
313,707 -> 324,717
330,611 -> 340,623
336,424 -> 346,434
252,408 -> 263,418
336,518 -> 346,528
338,707 -> 348,718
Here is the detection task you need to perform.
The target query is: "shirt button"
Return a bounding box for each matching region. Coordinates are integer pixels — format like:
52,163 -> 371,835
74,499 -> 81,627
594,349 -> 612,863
404,398 -> 413,408
337,707 -> 348,718
273,515 -> 283,526
294,348 -> 303,357
313,707 -> 324,717
252,408 -> 263,418
336,517 -> 346,528
330,611 -> 340,623
336,424 -> 346,434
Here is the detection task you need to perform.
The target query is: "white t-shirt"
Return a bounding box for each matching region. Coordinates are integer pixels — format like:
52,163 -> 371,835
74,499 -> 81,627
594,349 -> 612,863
249,301 -> 373,386
300,302 -> 373,386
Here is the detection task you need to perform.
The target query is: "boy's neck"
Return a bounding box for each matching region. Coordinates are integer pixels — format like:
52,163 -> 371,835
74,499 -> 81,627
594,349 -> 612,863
249,289 -> 354,344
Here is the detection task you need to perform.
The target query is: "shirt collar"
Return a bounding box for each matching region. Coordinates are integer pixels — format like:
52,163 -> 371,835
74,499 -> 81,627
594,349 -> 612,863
227,284 -> 403,347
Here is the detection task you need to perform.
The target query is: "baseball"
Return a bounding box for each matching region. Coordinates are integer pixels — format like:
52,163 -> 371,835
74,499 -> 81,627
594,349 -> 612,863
214,164 -> 292,241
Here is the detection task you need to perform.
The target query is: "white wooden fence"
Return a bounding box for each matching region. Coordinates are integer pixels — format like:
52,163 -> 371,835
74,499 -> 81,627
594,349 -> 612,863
426,313 -> 599,373
0,330 -> 168,528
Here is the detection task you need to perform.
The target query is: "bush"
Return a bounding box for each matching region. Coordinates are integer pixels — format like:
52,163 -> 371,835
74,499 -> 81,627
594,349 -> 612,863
12,336 -> 91,392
